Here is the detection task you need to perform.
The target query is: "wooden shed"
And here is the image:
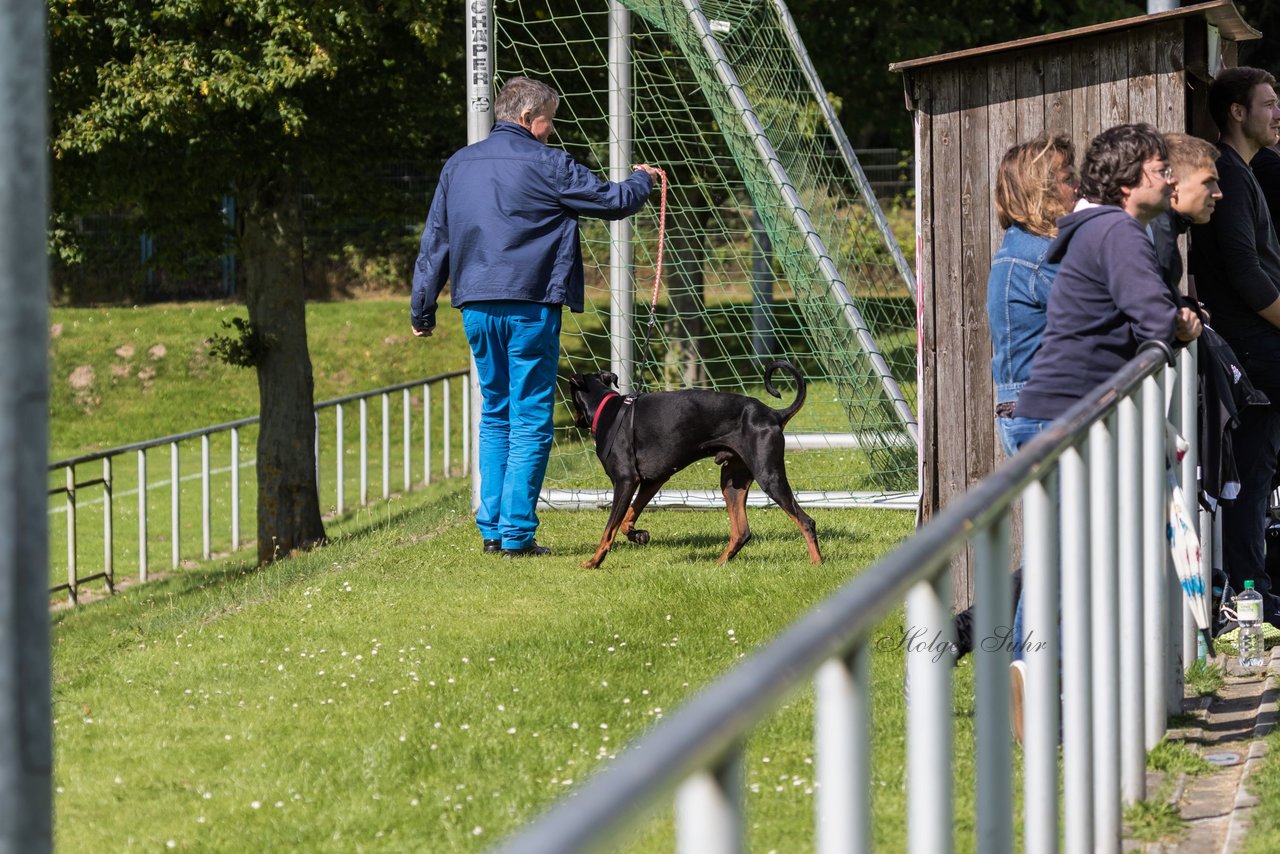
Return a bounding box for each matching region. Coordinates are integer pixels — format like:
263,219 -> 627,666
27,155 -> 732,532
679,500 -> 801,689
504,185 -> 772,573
890,0 -> 1259,608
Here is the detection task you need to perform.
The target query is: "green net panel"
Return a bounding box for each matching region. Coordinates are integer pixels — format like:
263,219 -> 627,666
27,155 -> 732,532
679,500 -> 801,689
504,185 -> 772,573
494,0 -> 918,504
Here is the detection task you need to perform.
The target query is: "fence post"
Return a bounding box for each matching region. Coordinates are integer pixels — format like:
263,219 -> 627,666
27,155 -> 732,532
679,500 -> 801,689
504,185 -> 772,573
1089,415 -> 1120,850
1117,394 -> 1145,803
403,388 -> 411,492
444,378 -> 452,478
102,457 -> 113,591
381,392 -> 390,500
201,434 -> 210,559
1060,444 -> 1093,854
907,568 -> 952,854
65,466 -> 76,605
675,749 -> 743,854
1142,372 -> 1168,748
1023,471 -> 1060,854
424,383 -> 432,486
360,397 -> 368,506
230,427 -> 240,552
137,449 -> 148,582
170,442 -> 180,568
0,0 -> 54,842
336,404 -> 345,513
815,645 -> 871,854
974,516 -> 1012,854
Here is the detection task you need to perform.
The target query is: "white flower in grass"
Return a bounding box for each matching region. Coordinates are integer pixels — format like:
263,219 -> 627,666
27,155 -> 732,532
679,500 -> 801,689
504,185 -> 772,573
251,801 -> 261,809
166,840 -> 176,849
202,792 -> 212,800
507,728 -> 517,735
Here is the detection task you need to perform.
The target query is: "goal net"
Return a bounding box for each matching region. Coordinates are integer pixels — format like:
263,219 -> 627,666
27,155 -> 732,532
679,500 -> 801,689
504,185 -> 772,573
491,0 -> 919,506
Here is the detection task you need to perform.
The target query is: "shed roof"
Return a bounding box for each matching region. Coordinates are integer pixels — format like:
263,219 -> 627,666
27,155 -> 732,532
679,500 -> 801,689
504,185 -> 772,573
888,0 -> 1258,73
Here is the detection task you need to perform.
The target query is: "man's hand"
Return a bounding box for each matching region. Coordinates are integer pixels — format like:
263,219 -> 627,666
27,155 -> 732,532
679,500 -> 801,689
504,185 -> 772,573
1175,307 -> 1202,342
412,325 -> 434,338
633,163 -> 662,182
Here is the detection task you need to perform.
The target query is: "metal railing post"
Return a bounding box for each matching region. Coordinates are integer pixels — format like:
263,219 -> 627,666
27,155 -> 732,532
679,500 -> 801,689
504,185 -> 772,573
336,404 -> 345,513
170,442 -> 180,568
381,392 -> 390,500
65,466 -> 76,604
1178,346 -> 1201,665
907,569 -> 952,854
675,749 -> 743,854
1142,372 -> 1168,747
462,379 -> 471,476
201,434 -> 211,559
975,516 -> 1012,854
1089,415 -> 1120,850
102,457 -> 113,591
815,645 -> 871,854
230,427 -> 240,552
359,397 -> 369,506
1060,444 -> 1092,854
1117,394 -> 1145,803
443,378 -> 452,478
403,388 -> 411,492
424,383 -> 432,486
1023,470 -> 1060,854
137,449 -> 148,582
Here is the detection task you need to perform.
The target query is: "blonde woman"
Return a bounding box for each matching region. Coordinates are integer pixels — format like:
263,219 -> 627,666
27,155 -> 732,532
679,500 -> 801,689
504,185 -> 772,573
987,133 -> 1078,455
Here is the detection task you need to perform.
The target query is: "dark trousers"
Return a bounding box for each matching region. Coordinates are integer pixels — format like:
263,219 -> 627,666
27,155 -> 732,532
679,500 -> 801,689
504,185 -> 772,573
1221,330 -> 1280,616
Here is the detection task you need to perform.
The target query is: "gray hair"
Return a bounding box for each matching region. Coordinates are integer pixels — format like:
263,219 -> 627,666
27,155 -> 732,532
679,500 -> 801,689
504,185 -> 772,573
494,76 -> 560,123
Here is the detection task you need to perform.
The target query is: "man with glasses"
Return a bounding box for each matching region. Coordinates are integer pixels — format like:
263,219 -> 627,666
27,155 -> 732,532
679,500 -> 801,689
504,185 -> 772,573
1191,66 -> 1280,622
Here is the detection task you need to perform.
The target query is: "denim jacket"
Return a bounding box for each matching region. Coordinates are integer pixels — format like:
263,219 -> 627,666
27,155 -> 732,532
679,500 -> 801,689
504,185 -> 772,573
986,225 -> 1058,404
411,122 -> 653,331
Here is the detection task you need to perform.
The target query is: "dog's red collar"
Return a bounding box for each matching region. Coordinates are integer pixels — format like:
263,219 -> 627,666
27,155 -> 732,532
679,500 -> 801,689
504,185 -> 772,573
590,392 -> 621,435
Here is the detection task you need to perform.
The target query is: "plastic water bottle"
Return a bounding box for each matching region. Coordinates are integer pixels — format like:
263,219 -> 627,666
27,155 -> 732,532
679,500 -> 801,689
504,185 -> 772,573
1238,580 -> 1266,669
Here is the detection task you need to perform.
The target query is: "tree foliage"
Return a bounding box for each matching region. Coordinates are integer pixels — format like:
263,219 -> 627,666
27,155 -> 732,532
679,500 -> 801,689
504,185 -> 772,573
49,0 -> 464,562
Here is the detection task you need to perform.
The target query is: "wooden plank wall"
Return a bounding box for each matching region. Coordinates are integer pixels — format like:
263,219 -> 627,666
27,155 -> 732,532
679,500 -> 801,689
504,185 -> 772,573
915,21 -> 1190,610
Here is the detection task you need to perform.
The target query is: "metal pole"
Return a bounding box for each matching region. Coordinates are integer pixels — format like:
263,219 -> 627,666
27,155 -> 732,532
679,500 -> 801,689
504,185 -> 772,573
1023,471 -> 1060,854
466,0 -> 492,510
1089,416 -> 1120,851
907,570 -> 953,854
359,397 -> 368,506
680,0 -> 919,445
403,388 -> 411,492
1142,373 -> 1168,748
1118,395 -> 1145,803
424,384 -> 432,486
230,426 -> 240,552
750,210 -> 776,361
975,517 -> 1012,854
1179,348 -> 1199,665
770,0 -> 917,301
815,646 -> 871,854
444,378 -> 452,478
1060,444 -> 1093,854
201,434 -> 211,559
137,449 -> 148,582
609,0 -> 635,393
0,0 -> 52,841
381,392 -> 390,500
65,467 -> 75,603
102,457 -> 113,591
675,749 -> 743,854
336,404 -> 345,513
170,442 -> 180,568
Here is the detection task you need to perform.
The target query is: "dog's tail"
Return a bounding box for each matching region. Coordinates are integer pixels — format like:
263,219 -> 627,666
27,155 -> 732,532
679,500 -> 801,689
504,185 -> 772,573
763,360 -> 806,426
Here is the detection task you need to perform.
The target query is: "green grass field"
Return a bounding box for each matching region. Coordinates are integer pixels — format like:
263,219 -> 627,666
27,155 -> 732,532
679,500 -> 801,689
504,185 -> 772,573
52,479 -> 976,851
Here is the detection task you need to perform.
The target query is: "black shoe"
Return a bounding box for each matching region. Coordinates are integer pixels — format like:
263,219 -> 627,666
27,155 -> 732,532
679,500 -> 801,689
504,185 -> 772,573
502,542 -> 552,558
483,539 -> 501,554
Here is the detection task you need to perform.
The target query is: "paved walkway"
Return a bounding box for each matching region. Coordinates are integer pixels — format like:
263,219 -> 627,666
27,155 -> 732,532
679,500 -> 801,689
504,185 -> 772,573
1124,648 -> 1279,853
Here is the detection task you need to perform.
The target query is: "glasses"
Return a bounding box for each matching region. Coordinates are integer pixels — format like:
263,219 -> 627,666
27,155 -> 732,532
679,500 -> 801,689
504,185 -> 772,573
1147,165 -> 1174,181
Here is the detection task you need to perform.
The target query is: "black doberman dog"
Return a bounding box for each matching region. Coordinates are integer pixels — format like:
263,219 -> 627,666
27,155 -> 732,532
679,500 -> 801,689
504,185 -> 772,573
567,361 -> 821,569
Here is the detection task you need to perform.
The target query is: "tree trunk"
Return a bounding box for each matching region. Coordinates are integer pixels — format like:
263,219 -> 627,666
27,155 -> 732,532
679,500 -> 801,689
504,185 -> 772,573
240,174 -> 326,563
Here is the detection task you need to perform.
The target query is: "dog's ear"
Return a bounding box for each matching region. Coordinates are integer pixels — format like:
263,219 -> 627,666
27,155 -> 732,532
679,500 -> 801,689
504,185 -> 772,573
568,374 -> 583,389
601,371 -> 619,389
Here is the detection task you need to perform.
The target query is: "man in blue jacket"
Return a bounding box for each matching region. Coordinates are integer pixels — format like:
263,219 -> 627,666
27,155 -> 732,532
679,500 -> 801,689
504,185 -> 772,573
411,76 -> 659,557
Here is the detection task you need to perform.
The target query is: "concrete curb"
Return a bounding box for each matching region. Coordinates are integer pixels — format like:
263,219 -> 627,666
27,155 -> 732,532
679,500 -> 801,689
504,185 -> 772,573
1220,650 -> 1280,854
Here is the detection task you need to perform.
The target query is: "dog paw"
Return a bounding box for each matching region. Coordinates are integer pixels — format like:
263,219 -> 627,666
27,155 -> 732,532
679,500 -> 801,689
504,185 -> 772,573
580,559 -> 601,569
625,529 -> 650,545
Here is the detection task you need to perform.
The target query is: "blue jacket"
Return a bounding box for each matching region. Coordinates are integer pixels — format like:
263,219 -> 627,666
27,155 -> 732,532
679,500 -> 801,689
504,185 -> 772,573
1015,205 -> 1178,421
410,122 -> 653,330
986,225 -> 1057,405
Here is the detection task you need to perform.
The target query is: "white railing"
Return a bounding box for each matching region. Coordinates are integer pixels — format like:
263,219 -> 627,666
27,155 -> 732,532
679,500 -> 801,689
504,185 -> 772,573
48,369 -> 469,604
498,340 -> 1202,854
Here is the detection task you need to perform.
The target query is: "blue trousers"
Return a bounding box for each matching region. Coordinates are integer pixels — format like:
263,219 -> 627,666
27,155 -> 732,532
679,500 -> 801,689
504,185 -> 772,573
462,301 -> 561,550
1004,415 -> 1051,661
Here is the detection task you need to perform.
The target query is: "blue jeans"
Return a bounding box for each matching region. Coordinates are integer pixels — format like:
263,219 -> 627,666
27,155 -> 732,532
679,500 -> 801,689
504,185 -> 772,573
1002,415 -> 1051,660
462,301 -> 561,550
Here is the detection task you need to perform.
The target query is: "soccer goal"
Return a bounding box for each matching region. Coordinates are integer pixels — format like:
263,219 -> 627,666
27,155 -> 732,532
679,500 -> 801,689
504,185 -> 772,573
474,0 -> 919,509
